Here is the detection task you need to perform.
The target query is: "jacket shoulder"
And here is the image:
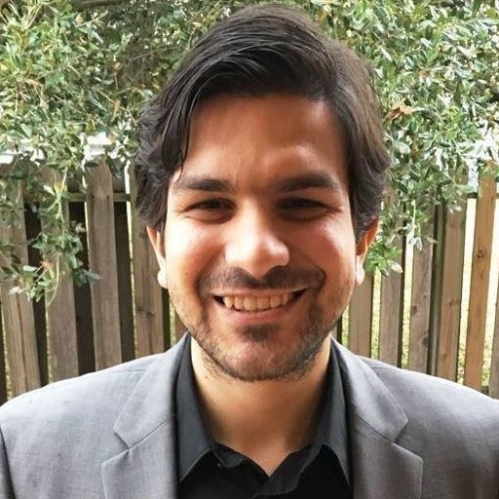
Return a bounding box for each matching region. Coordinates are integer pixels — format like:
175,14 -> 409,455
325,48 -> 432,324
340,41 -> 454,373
363,355 -> 499,412
0,342 -> 184,499
0,353 -> 163,425
359,356 -> 499,451
335,341 -> 499,448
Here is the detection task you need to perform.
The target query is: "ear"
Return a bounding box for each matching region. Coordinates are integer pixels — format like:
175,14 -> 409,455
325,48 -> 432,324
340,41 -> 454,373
146,226 -> 168,289
354,219 -> 378,286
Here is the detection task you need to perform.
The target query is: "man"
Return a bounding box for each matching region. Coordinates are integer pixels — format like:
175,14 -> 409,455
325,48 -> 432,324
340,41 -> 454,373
1,4 -> 498,499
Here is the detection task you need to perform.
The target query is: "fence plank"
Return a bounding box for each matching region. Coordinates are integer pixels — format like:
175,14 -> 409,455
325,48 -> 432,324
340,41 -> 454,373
24,207 -> 49,386
0,287 -> 41,396
68,201 -> 95,375
464,177 -> 497,390
0,299 -> 7,403
379,237 -> 404,365
408,241 -> 433,372
38,168 -> 79,382
47,275 -> 79,381
490,276 -> 499,398
112,175 -> 134,360
436,205 -> 467,380
129,169 -> 168,357
86,160 -> 122,369
45,205 -> 78,382
0,195 -> 41,395
132,226 -> 167,356
349,274 -> 373,357
114,200 -> 135,362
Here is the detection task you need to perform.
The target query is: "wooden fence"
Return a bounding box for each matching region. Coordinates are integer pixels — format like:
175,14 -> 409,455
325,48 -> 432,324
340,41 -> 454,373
1,161 -> 498,402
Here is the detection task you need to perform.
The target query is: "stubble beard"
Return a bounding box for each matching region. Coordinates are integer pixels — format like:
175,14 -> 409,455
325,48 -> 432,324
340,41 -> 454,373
181,300 -> 340,383
170,266 -> 347,382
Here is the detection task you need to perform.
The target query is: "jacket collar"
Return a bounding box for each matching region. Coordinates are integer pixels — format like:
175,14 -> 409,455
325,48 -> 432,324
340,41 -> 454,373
334,341 -> 423,499
101,335 -> 188,499
101,336 -> 422,499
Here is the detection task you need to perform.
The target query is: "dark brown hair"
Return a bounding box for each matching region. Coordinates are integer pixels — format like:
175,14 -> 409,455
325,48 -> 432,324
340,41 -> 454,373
134,4 -> 389,238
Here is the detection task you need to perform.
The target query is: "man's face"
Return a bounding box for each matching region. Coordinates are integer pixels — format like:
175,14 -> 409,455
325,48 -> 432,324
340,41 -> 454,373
149,94 -> 376,382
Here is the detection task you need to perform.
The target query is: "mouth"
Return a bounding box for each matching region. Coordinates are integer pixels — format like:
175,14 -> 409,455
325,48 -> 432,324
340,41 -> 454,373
214,290 -> 305,312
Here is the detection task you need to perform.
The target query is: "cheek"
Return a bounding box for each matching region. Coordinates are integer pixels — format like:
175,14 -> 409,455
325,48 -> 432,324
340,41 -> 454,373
164,224 -> 218,281
302,222 -> 357,267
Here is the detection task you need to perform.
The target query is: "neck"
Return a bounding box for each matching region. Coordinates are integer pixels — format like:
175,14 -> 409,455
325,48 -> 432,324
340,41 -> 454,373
190,338 -> 330,474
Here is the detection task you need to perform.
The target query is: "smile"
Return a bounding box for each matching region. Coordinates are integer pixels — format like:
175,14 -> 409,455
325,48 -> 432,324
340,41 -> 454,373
216,292 -> 303,312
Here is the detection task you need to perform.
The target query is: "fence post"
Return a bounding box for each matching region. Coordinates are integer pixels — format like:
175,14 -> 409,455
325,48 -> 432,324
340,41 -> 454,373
130,168 -> 170,356
39,169 -> 79,381
0,304 -> 6,403
490,276 -> 499,398
349,274 -> 374,357
379,235 -> 405,366
86,159 -> 122,370
0,189 -> 41,395
435,202 -> 467,380
408,230 -> 434,373
113,175 -> 135,363
464,175 -> 497,390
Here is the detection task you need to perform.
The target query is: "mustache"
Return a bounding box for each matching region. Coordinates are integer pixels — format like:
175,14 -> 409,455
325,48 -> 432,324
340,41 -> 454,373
201,267 -> 324,291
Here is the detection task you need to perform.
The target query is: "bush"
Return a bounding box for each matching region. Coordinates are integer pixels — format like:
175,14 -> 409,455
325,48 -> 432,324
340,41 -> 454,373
1,0 -> 498,300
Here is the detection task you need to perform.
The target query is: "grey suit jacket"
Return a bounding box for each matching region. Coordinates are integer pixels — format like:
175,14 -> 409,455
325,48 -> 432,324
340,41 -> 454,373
1,336 -> 498,499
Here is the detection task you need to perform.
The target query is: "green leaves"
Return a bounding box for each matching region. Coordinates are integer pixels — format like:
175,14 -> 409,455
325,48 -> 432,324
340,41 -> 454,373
323,0 -> 499,268
1,0 -> 131,300
1,0 -> 498,299
253,0 -> 497,270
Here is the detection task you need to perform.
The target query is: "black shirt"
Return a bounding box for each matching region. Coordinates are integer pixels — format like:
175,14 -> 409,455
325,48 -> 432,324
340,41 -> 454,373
175,336 -> 352,498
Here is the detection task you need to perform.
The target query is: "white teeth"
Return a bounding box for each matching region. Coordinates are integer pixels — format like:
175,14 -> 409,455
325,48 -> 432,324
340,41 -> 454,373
257,297 -> 269,309
243,297 -> 257,311
223,296 -> 234,309
221,293 -> 294,311
270,295 -> 282,309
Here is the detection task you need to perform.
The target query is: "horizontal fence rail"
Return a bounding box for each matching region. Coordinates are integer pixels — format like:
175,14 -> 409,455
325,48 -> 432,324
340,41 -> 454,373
0,162 -> 498,402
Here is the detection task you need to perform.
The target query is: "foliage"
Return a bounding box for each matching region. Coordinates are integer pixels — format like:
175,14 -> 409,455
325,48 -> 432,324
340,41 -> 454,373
0,0 -> 498,300
0,0 -> 135,300
316,0 -> 499,269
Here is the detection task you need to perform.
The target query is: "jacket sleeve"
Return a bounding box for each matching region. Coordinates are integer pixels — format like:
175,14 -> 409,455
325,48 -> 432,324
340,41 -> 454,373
0,425 -> 14,499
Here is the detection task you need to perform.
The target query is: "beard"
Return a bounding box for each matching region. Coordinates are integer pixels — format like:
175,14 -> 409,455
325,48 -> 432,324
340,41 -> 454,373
189,302 -> 336,382
169,266 -> 347,383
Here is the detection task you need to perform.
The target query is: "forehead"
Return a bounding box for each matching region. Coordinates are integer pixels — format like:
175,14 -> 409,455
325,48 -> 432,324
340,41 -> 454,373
171,94 -> 348,190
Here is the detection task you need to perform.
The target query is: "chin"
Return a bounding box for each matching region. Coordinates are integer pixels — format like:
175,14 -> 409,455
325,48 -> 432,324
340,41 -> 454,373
202,337 -> 325,383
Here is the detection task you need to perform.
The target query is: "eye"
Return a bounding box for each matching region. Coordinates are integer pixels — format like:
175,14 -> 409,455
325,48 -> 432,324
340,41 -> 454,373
186,198 -> 233,222
191,199 -> 231,211
279,197 -> 329,220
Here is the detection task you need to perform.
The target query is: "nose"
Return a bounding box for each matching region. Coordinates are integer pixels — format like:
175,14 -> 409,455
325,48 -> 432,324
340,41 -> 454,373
224,208 -> 290,278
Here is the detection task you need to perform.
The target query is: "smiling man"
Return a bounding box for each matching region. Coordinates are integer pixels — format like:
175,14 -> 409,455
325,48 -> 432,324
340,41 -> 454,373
150,94 -> 362,387
1,4 -> 499,499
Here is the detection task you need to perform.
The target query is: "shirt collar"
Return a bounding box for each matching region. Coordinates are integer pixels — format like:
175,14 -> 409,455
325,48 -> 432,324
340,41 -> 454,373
176,335 -> 350,483
176,337 -> 214,481
315,340 -> 350,484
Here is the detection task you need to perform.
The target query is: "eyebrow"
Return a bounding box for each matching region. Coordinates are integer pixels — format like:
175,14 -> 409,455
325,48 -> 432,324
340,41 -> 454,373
170,171 -> 342,194
171,176 -> 235,194
273,172 -> 342,193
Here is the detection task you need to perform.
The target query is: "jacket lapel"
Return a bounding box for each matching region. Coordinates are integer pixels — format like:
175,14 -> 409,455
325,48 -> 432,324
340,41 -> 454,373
101,335 -> 422,498
101,336 -> 188,499
334,342 -> 423,499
